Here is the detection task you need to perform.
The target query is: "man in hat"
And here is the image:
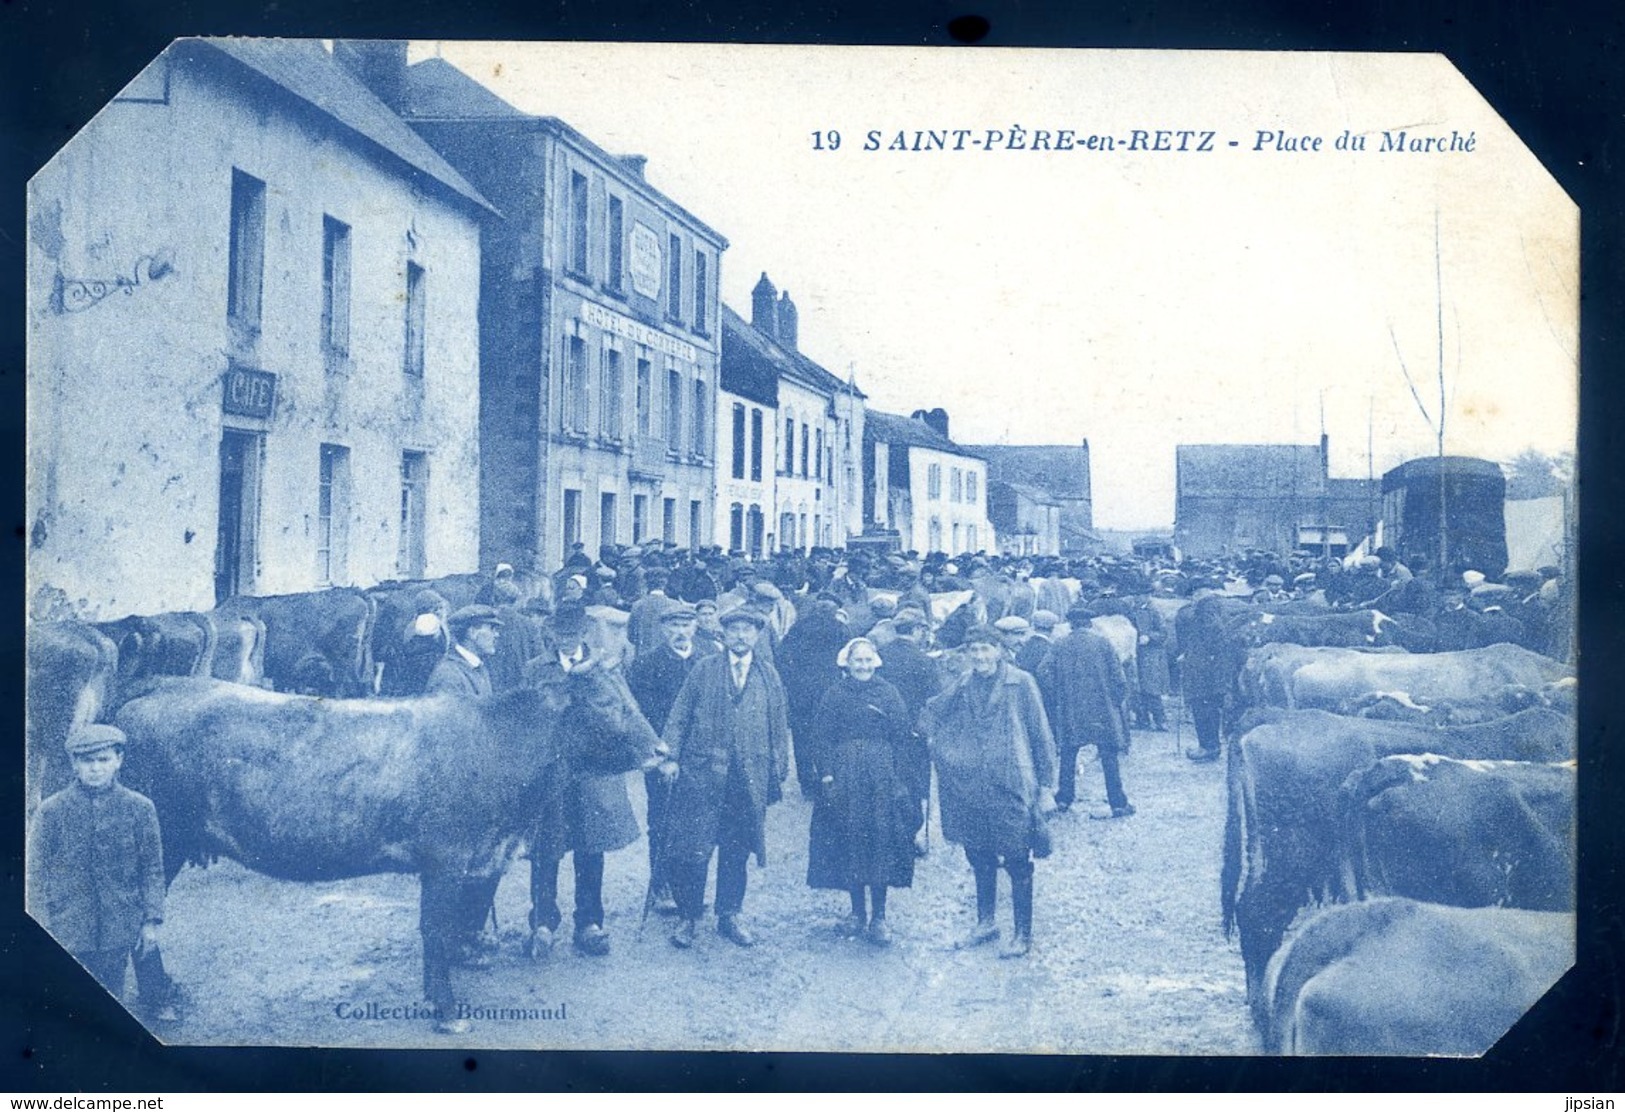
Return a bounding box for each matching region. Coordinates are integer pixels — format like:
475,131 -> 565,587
27,725 -> 180,1022
1037,603 -> 1134,819
993,614 -> 1033,664
1015,610 -> 1059,676
627,601 -> 713,915
1375,546 -> 1413,583
426,605 -> 503,699
658,608 -> 791,949
1251,574 -> 1289,604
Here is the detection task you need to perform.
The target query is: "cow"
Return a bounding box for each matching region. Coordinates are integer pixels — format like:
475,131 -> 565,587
114,660 -> 661,1034
1227,609 -> 1400,651
1339,755 -> 1575,912
94,611 -> 216,691
208,611 -> 266,687
215,588 -> 376,697
1262,897 -> 1573,1055
1222,706 -> 1575,1022
26,621 -> 119,813
1242,642 -> 1572,713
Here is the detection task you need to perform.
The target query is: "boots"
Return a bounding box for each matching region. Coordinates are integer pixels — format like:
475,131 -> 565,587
960,865 -> 1001,948
1002,869 -> 1033,958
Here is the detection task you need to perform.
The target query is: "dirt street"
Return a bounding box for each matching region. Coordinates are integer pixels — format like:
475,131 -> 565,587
142,720 -> 1256,1053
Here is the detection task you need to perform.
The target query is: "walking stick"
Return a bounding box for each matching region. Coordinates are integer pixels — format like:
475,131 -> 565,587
639,769 -> 675,938
1175,671 -> 1185,756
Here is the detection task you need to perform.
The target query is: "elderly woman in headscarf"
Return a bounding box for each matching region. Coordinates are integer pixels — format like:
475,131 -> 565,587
804,637 -> 918,947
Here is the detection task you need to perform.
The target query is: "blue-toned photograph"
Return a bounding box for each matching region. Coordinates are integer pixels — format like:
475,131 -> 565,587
24,40 -> 1577,1054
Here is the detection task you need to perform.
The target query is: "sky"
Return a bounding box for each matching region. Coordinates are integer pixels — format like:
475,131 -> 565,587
412,44 -> 1578,529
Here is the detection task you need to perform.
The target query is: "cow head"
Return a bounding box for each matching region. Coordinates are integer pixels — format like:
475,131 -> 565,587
557,660 -> 663,775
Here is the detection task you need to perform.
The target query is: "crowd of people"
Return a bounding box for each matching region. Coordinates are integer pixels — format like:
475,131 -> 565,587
29,534 -> 1572,1033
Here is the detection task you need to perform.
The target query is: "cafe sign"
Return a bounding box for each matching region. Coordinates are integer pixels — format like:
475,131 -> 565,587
223,366 -> 276,419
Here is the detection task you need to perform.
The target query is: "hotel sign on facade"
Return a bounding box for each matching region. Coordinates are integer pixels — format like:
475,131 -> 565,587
629,221 -> 662,300
580,299 -> 698,363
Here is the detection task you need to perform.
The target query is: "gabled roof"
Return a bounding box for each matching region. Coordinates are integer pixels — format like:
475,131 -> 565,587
185,39 -> 495,216
990,479 -> 1061,507
721,304 -> 863,406
720,306 -> 779,408
1177,443 -> 1325,498
971,444 -> 1092,499
402,57 -> 528,119
865,409 -> 983,460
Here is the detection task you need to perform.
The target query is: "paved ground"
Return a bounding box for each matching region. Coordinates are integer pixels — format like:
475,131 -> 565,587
135,718 -> 1256,1053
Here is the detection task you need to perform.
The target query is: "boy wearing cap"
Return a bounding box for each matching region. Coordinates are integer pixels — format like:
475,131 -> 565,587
27,725 -> 179,1022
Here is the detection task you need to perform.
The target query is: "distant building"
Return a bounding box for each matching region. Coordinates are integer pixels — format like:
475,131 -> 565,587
716,306 -> 779,557
969,443 -> 1094,555
398,51 -> 726,570
27,38 -> 491,619
864,409 -> 993,556
987,482 -> 1061,556
728,275 -> 865,554
1174,436 -> 1379,559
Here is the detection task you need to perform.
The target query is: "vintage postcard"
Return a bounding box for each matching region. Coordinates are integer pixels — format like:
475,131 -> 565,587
24,41 -> 1577,1054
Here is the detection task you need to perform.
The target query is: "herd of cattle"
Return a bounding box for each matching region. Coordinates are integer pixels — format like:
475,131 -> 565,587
24,572 -> 1579,1054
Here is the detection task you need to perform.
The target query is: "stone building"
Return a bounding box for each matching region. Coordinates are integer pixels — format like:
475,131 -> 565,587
397,51 -> 726,571
27,38 -> 490,619
728,274 -> 865,554
987,481 -> 1061,556
968,443 -> 1094,555
716,306 -> 779,558
1174,437 -> 1379,559
864,409 -> 993,556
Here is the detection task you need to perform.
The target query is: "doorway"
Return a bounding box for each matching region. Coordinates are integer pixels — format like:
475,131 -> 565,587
215,429 -> 262,604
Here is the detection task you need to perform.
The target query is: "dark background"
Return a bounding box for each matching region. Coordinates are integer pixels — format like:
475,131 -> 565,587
1,0 -> 1620,1093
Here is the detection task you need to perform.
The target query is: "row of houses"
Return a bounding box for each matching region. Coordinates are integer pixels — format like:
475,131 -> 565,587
26,38 -> 1004,621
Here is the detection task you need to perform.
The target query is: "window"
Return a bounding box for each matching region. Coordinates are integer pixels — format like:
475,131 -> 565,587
600,347 -> 623,439
600,492 -> 617,551
667,233 -> 683,320
951,467 -> 963,503
928,517 -> 942,553
694,250 -> 708,331
665,367 -> 683,449
814,514 -> 822,548
827,447 -> 834,484
731,403 -> 747,479
227,169 -> 265,328
966,472 -> 978,503
784,417 -> 795,474
662,497 -> 677,544
403,262 -> 426,378
927,463 -> 942,500
566,335 -> 590,432
953,523 -> 962,553
815,429 -> 824,480
607,195 -> 624,292
563,489 -> 582,548
689,500 -> 702,547
967,524 -> 978,551
570,171 -> 589,276
749,408 -> 764,481
780,512 -> 796,550
320,216 -> 351,355
399,451 -> 428,577
799,513 -> 808,551
800,423 -> 810,477
692,379 -> 708,458
729,503 -> 744,552
316,444 -> 350,584
636,357 -> 653,436
633,494 -> 648,543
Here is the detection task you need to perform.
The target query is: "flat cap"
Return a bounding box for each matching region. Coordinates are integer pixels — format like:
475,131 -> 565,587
66,724 -> 126,755
1031,610 -> 1059,631
660,604 -> 700,624
719,608 -> 766,629
447,604 -> 504,633
585,604 -> 631,626
993,616 -> 1031,634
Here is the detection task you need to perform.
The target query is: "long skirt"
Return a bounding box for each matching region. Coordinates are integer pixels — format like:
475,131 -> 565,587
806,737 -> 917,891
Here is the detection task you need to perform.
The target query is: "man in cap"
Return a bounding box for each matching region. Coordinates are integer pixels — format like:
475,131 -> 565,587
1015,610 -> 1059,677
1251,574 -> 1289,604
659,607 -> 791,949
993,614 -> 1033,663
1036,603 -> 1134,819
426,605 -> 503,699
27,725 -> 180,1022
1375,546 -> 1413,583
627,600 -> 713,915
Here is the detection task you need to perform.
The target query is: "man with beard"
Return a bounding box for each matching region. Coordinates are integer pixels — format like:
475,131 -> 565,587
627,601 -> 712,915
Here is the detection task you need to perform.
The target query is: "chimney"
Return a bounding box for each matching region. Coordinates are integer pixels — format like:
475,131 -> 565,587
776,290 -> 799,350
912,408 -> 950,440
751,273 -> 778,339
617,155 -> 648,179
333,40 -> 409,114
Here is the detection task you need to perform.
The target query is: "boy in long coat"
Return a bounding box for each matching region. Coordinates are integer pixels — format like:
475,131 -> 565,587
658,610 -> 791,949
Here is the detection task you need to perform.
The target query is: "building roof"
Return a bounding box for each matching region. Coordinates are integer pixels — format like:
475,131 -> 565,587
865,409 -> 983,460
396,56 -> 727,248
720,306 -> 780,408
187,39 -> 495,215
401,57 -> 529,119
971,444 -> 1092,499
1176,443 -> 1324,499
1381,455 -> 1507,492
990,480 -> 1061,507
721,304 -> 864,406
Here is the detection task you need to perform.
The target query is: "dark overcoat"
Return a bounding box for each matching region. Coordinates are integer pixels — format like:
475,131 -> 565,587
873,637 -> 940,804
524,655 -> 645,856
661,652 -> 791,865
425,651 -> 492,699
1037,629 -> 1128,752
925,663 -> 1057,860
805,676 -> 918,891
27,781 -> 165,955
